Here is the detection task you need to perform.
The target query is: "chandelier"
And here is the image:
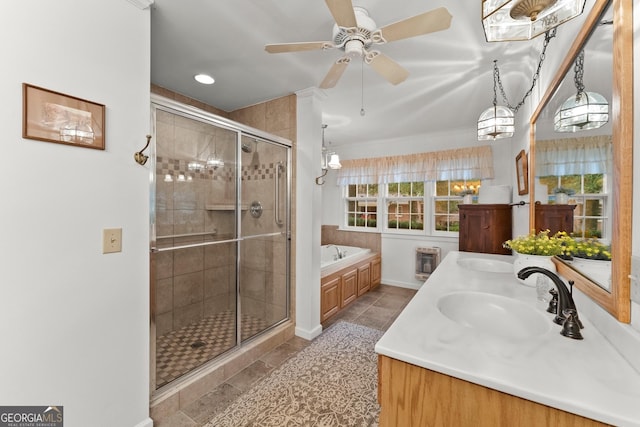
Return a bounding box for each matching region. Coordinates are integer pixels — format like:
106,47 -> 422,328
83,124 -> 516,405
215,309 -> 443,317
482,0 -> 586,42
477,61 -> 515,141
478,30 -> 555,140
554,50 -> 609,132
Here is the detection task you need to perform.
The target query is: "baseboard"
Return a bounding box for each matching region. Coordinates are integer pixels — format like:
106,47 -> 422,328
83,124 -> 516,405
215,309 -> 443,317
295,323 -> 323,340
380,279 -> 422,290
133,417 -> 154,427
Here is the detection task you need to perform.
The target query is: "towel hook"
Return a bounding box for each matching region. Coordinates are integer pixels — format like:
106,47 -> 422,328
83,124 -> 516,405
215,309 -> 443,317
134,135 -> 151,165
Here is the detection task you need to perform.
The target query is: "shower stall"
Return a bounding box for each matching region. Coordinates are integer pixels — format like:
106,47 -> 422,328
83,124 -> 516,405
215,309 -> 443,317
149,96 -> 291,392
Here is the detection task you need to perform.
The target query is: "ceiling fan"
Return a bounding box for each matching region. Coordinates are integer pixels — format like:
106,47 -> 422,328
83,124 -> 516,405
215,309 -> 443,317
265,0 -> 452,89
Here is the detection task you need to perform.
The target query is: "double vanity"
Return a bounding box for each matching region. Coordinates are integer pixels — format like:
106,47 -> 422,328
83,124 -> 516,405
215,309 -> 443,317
375,251 -> 640,426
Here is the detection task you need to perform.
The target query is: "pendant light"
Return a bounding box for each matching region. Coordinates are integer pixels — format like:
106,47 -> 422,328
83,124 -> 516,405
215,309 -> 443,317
482,0 -> 586,42
478,61 -> 515,141
554,50 -> 609,132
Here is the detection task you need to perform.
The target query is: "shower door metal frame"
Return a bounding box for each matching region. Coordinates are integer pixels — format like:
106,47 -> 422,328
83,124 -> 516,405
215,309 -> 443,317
149,94 -> 292,396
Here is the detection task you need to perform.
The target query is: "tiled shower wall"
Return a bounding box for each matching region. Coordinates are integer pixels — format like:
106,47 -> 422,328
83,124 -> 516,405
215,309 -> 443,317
321,225 -> 382,253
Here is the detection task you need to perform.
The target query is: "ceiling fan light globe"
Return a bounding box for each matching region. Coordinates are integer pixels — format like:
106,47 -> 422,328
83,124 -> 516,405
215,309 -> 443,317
344,40 -> 364,57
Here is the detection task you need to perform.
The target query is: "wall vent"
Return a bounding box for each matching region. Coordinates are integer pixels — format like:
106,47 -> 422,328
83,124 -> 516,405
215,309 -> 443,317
415,247 -> 441,281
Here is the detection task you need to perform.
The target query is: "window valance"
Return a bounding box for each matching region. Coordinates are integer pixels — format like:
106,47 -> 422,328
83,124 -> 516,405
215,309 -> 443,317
536,135 -> 612,177
336,145 -> 495,185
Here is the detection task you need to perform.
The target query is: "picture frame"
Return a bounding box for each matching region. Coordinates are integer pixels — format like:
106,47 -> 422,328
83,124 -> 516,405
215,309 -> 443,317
515,149 -> 529,195
22,83 -> 105,150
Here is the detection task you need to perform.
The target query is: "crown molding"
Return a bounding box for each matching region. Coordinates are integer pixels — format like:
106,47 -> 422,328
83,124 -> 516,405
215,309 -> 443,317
127,0 -> 154,10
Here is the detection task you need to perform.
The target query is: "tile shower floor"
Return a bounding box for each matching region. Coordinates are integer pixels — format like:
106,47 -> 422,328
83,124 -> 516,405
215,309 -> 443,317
154,284 -> 417,427
156,311 -> 268,387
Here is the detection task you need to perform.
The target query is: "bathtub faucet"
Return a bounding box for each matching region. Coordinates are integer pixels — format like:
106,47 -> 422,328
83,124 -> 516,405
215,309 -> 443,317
517,266 -> 583,339
328,245 -> 344,260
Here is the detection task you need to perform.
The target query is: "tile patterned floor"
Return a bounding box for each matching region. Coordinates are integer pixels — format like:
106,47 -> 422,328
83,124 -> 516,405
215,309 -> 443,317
156,311 -> 268,387
154,284 -> 417,427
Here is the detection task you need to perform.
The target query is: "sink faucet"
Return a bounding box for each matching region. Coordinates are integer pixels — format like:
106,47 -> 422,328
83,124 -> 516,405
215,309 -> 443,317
517,267 -> 584,338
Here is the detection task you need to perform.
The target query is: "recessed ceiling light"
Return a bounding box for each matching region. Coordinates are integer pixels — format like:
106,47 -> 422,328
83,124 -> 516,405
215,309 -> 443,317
194,74 -> 215,85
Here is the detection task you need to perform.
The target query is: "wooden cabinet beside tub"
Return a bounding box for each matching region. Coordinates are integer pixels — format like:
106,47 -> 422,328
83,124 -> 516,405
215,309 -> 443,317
321,253 -> 381,323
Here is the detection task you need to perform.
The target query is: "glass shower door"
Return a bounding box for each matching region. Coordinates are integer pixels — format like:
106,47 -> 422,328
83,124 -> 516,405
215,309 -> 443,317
152,107 -> 239,389
239,134 -> 290,342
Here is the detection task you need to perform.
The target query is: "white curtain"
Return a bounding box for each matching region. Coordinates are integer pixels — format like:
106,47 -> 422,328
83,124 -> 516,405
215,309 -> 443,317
536,135 -> 612,176
336,145 -> 495,185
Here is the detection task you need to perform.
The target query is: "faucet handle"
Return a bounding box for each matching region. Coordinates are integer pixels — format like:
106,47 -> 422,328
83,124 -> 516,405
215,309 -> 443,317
561,309 -> 584,340
547,289 -> 558,314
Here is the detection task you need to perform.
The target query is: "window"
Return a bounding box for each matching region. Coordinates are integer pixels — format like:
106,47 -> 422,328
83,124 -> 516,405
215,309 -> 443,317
538,173 -> 607,238
343,179 -> 482,235
345,184 -> 378,229
385,182 -> 424,231
433,179 -> 481,233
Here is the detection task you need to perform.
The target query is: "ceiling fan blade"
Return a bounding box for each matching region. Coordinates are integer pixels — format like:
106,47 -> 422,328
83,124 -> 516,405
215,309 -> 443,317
325,0 -> 357,28
377,7 -> 452,43
365,51 -> 409,85
265,41 -> 334,53
319,57 -> 351,89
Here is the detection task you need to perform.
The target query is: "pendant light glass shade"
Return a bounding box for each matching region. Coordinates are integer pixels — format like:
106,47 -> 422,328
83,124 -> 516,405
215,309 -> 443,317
482,0 -> 586,42
327,153 -> 342,169
478,105 -> 515,140
554,91 -> 609,132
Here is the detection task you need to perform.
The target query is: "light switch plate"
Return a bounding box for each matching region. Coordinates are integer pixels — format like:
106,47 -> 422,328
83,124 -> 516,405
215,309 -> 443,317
631,255 -> 640,303
103,228 -> 122,254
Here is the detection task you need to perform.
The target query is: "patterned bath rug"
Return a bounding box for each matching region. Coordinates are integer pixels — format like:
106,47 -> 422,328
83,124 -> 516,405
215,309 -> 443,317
204,321 -> 384,427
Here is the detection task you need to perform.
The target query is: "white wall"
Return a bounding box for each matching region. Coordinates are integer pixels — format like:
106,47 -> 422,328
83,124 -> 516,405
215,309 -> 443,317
0,2 -> 152,427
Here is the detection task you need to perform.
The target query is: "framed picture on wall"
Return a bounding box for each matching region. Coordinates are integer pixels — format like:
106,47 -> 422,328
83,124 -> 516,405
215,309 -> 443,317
22,83 -> 105,150
515,149 -> 529,195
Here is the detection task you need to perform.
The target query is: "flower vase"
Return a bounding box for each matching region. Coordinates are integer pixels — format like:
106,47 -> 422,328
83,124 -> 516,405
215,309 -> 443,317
556,192 -> 569,204
513,253 -> 556,287
462,194 -> 473,204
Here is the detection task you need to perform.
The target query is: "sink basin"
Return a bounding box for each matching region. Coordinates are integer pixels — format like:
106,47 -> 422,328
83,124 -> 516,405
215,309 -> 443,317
437,291 -> 550,340
457,257 -> 513,273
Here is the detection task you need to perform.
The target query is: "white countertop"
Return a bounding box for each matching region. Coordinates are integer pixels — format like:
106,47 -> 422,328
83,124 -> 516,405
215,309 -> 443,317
375,251 -> 640,426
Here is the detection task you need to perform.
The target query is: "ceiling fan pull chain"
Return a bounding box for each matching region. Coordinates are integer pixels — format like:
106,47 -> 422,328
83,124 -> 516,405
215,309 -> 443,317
360,56 -> 366,116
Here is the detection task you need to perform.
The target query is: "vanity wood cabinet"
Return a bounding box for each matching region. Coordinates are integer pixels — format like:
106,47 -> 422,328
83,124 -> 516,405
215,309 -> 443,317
341,268 -> 358,307
458,204 -> 512,255
320,253 -> 381,323
535,203 -> 576,235
357,263 -> 371,296
378,355 -> 607,427
371,257 -> 381,288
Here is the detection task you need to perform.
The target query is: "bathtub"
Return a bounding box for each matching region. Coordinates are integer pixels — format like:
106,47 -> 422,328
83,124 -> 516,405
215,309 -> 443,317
321,244 -> 372,276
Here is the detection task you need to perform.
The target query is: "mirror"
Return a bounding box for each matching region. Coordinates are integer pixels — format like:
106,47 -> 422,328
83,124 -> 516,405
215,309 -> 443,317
529,0 -> 632,322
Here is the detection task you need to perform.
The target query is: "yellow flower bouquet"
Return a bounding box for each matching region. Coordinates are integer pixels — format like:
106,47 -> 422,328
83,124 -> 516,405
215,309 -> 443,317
503,229 -> 571,256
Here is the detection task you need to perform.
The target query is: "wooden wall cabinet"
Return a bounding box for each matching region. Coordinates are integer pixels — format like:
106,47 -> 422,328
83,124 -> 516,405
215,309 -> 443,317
459,204 -> 512,255
535,203 -> 576,235
320,254 -> 381,323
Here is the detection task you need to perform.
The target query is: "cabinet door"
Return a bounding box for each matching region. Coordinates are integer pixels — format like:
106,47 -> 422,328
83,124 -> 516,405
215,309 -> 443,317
341,269 -> 358,307
460,205 -> 512,255
358,263 -> 371,296
371,257 -> 381,288
459,208 -> 487,253
321,277 -> 340,322
535,205 -> 575,235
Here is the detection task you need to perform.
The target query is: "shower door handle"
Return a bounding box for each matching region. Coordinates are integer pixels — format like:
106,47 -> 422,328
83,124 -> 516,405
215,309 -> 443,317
275,162 -> 284,226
